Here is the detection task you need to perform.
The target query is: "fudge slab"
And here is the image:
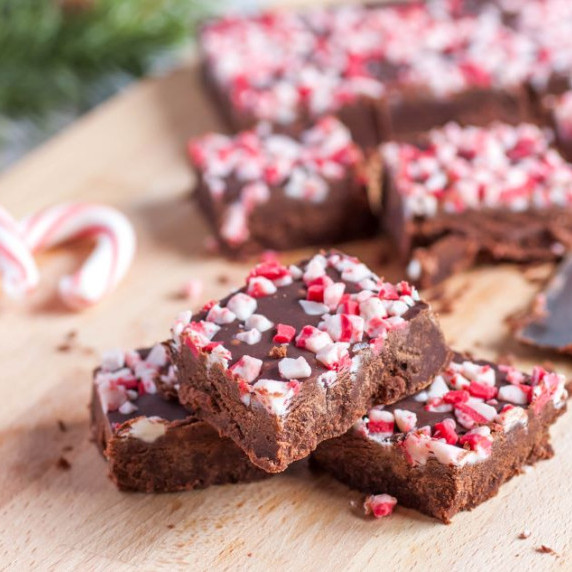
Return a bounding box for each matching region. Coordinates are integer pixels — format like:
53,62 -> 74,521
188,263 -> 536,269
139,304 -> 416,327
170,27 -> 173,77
91,345 -> 267,492
172,251 -> 450,473
312,353 -> 568,522
380,122 -> 572,288
516,255 -> 572,354
189,117 -> 376,257
199,7 -> 385,148
200,3 -> 534,147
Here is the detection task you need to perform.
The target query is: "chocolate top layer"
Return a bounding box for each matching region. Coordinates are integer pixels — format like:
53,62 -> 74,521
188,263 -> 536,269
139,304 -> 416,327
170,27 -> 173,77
172,251 -> 425,416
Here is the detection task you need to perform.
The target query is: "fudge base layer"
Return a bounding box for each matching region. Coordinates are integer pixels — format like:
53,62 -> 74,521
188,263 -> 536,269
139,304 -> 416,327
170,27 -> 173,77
176,302 -> 450,474
194,171 -> 377,258
91,386 -> 267,493
311,401 -> 560,523
382,165 -> 572,287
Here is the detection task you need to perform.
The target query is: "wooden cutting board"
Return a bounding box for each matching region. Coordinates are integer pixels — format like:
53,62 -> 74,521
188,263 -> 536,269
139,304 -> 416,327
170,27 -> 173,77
1,57 -> 571,571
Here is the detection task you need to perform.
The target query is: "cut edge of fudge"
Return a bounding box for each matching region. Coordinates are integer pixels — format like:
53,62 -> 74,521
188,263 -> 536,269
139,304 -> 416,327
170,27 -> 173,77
188,116 -> 377,257
90,344 -> 268,493
312,352 -> 568,522
172,250 -> 450,473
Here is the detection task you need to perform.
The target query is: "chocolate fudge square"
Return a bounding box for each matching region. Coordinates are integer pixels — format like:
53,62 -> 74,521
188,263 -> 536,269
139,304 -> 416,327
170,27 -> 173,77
172,251 -> 450,473
199,7 -> 386,148
374,6 -> 534,140
312,353 -> 567,522
188,117 -> 376,257
91,345 -> 267,492
380,122 -> 572,288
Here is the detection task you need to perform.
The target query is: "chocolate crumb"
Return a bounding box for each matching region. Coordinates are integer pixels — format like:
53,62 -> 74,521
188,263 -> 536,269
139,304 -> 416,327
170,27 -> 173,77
57,419 -> 68,432
217,274 -> 231,285
536,545 -> 556,555
171,499 -> 183,513
269,346 -> 287,359
230,339 -> 241,346
56,457 -> 71,470
247,553 -> 253,558
167,524 -> 175,529
518,530 -> 531,539
62,445 -> 73,452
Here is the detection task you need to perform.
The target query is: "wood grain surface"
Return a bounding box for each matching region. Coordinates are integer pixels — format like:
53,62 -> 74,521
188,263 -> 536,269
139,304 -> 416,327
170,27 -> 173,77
1,57 -> 571,571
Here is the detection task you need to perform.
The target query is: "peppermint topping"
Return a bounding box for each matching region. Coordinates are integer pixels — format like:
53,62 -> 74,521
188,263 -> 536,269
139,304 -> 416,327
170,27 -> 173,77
355,357 -> 567,467
95,345 -> 176,415
201,5 -> 536,126
174,252 -> 421,418
189,117 -> 361,247
383,122 -> 572,218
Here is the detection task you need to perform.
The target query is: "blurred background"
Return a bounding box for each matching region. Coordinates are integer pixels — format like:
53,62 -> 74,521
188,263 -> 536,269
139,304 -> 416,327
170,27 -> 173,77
0,0 -> 277,170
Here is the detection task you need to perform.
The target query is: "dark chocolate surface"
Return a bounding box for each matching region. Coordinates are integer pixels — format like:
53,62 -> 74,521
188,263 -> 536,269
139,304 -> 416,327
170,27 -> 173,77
195,263 -> 424,385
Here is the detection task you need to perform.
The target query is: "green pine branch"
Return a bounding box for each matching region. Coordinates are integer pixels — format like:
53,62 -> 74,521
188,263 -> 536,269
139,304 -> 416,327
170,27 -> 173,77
0,0 -> 211,119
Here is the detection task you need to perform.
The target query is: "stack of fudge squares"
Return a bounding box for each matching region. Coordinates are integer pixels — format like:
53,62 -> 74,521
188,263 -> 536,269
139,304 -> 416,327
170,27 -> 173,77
91,0 -> 572,523
92,252 -> 568,522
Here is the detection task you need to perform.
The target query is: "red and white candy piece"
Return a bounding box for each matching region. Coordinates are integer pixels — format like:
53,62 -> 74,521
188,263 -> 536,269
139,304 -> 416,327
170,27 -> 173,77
0,205 -> 39,299
22,203 -> 136,309
363,494 -> 397,519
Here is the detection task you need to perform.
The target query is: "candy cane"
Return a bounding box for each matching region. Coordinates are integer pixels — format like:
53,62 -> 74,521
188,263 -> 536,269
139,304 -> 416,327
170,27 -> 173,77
21,203 -> 136,309
0,205 -> 39,299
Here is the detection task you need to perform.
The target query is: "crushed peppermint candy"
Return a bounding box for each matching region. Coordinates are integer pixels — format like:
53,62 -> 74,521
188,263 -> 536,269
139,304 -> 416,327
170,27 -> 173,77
355,356 -> 567,467
201,4 -> 537,126
174,252 -> 422,418
363,494 -> 398,518
383,122 -> 572,218
189,117 -> 362,247
95,345 -> 177,414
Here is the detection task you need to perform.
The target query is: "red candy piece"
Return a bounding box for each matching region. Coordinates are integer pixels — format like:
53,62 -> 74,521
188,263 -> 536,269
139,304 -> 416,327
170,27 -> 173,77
443,390 -> 470,405
468,381 -> 498,400
307,284 -> 325,302
433,418 -> 458,445
459,433 -> 492,455
273,324 -> 296,344
248,261 -> 290,282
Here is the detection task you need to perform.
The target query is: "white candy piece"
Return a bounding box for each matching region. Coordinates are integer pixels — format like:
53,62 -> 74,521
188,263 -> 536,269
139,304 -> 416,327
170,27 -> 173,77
498,384 -> 529,405
278,356 -> 312,380
236,328 -> 262,345
245,313 -> 274,332
128,418 -> 167,443
251,379 -> 297,416
226,292 -> 257,321
230,355 -> 263,382
299,300 -> 329,315
100,348 -> 125,372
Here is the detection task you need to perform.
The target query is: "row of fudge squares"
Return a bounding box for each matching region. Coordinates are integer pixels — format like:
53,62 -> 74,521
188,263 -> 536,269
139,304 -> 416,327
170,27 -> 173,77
201,0 -> 572,148
91,252 -> 568,522
189,116 -> 572,287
